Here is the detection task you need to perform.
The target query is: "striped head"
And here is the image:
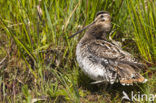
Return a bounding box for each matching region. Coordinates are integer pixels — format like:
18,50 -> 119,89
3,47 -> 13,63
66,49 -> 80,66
94,11 -> 112,33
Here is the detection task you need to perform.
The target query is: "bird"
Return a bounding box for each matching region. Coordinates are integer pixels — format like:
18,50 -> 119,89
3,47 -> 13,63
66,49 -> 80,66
73,11 -> 147,86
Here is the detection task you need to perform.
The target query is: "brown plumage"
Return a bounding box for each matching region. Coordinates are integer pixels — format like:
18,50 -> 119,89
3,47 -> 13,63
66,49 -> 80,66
75,11 -> 147,85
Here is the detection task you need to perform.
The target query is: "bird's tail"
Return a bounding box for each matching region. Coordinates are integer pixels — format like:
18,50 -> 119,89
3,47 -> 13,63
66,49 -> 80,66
117,63 -> 147,86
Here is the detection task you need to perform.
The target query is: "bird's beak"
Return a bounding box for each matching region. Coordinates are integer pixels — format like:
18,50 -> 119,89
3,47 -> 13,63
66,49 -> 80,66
68,21 -> 96,39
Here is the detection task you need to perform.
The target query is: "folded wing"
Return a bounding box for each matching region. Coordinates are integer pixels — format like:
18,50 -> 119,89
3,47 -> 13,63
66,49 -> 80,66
87,40 -> 147,85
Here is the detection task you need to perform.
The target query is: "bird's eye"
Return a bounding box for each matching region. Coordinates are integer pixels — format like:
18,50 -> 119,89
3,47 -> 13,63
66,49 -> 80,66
100,15 -> 104,18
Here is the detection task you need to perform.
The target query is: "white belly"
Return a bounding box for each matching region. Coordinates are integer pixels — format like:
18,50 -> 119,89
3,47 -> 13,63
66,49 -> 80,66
76,43 -> 108,81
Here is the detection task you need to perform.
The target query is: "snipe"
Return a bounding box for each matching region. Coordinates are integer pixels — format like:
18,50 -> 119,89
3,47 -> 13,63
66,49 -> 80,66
72,11 -> 147,85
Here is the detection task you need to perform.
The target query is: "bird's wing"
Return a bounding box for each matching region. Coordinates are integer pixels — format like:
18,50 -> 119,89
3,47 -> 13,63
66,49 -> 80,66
87,40 -> 129,60
87,40 -> 146,85
88,40 -> 144,68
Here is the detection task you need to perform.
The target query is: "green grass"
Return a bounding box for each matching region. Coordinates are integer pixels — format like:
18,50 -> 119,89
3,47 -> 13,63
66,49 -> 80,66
0,0 -> 156,102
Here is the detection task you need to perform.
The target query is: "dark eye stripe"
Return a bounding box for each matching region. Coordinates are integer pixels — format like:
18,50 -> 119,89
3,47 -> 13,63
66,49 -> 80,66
100,15 -> 104,18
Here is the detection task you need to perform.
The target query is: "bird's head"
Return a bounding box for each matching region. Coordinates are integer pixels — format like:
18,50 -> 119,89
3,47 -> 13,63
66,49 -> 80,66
94,11 -> 112,33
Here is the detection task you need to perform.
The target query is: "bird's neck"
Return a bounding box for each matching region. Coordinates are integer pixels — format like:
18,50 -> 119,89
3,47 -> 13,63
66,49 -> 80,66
81,25 -> 109,42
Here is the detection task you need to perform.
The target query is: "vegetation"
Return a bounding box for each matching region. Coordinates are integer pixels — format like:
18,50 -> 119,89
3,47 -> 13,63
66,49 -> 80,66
0,0 -> 155,102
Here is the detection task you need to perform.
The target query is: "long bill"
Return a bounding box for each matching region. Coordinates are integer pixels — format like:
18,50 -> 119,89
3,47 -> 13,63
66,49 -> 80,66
68,21 -> 96,39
